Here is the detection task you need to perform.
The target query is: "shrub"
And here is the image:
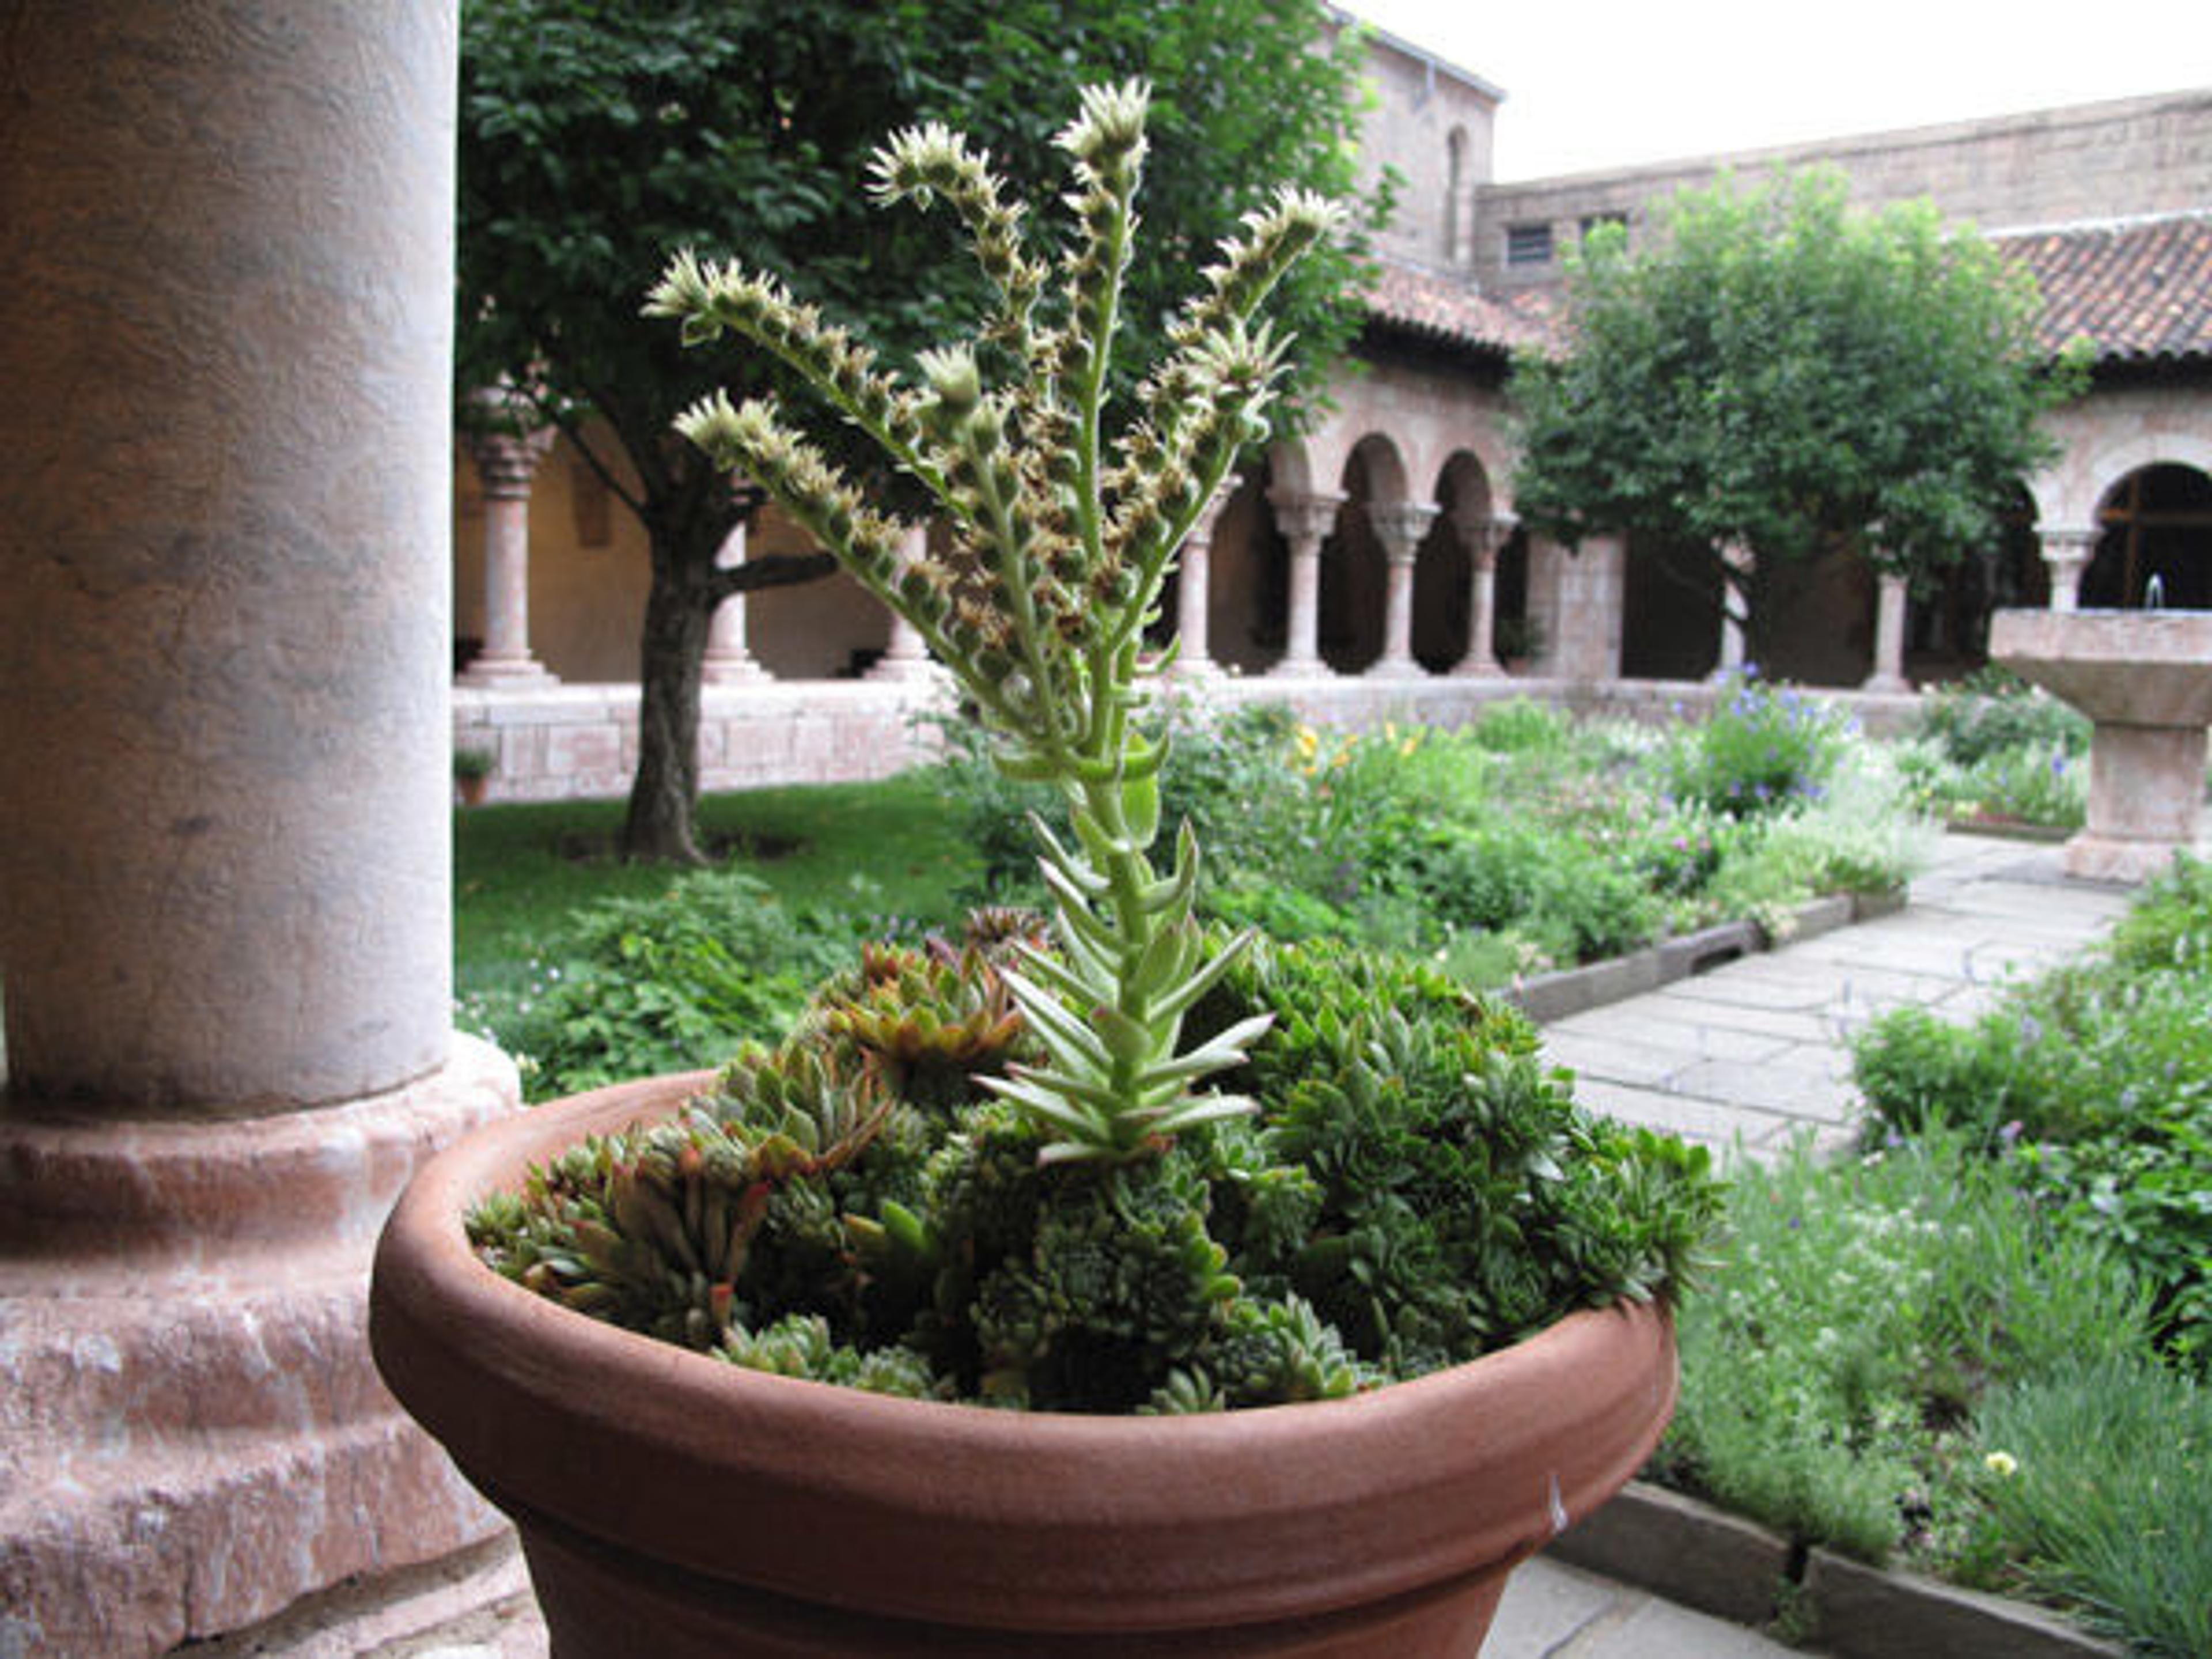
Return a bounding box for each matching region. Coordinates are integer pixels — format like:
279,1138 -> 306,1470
1658,1134 -> 2150,1567
1961,742 -> 2087,829
1854,855 -> 2212,1368
467,872 -> 858,1099
1468,696 -> 1573,754
1663,666 -> 1849,820
1916,666 -> 2090,770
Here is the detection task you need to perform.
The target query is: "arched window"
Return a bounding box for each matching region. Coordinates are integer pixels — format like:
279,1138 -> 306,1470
2085,463 -> 2212,609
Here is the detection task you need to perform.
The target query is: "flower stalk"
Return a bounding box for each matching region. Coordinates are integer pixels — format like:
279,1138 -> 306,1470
649,82 -> 1339,1162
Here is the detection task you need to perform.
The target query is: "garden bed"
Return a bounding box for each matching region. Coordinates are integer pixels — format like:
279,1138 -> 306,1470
1643,855 -> 2212,1659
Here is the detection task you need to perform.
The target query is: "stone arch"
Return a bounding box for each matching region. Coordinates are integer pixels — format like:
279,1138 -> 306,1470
2083,460 -> 2212,609
2033,430 -> 2212,527
1412,450 -> 1492,671
1198,467 -> 1282,674
1324,435 -> 1406,673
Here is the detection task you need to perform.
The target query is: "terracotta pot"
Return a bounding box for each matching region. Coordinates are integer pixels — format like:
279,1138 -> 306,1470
371,1073 -> 1677,1657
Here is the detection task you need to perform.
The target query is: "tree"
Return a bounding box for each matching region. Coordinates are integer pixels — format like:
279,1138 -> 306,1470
459,0 -> 1387,861
1509,168 -> 2081,661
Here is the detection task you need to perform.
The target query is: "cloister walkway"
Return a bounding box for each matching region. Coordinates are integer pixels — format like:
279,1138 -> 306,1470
1538,830 -> 2135,1168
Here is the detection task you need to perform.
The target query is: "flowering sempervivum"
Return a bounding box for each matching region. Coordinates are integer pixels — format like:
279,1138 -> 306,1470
649,84 -> 1341,1165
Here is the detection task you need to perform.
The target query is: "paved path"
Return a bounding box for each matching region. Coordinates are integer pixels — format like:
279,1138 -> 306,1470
1479,830 -> 2136,1658
1540,832 -> 2135,1166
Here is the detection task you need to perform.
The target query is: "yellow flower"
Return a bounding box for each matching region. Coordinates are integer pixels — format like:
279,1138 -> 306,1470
1983,1450 -> 2018,1479
1294,724 -> 1320,759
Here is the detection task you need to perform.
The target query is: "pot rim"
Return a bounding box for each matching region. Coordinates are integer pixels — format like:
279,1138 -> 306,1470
372,1071 -> 1677,1634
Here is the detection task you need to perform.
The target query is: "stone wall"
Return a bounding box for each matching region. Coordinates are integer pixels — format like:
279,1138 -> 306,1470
1475,89 -> 2212,290
1346,23 -> 1503,268
456,679 -> 950,804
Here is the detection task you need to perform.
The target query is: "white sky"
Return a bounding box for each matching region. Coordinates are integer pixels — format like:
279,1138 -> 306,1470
1341,1 -> 2212,180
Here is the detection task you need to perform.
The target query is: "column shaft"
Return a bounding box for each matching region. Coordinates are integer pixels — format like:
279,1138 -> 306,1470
2039,527 -> 2097,613
459,416 -> 558,685
1366,502 -> 1437,677
1863,571 -> 1911,692
1266,489 -> 1344,677
2,0 -> 459,1111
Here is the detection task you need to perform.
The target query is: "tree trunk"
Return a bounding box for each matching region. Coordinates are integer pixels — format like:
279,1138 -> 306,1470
622,537 -> 717,865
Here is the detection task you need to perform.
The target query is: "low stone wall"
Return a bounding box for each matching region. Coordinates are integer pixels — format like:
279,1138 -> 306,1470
454,673 -> 1931,804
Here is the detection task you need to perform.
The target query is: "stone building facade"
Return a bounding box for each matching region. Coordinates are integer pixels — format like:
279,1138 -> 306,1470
452,32 -> 2211,802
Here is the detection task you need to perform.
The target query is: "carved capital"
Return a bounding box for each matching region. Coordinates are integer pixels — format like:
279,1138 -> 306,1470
464,426 -> 555,499
1450,508 -> 1517,562
1266,487 -> 1345,550
2038,525 -> 2099,559
1365,501 -> 1439,562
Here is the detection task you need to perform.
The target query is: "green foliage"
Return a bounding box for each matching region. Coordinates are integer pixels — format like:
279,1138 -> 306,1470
1915,667 -> 2091,770
474,925 -> 1723,1413
1661,668 -> 1849,820
661,84 -> 1342,1162
1972,1358 -> 2212,1659
1658,1134 -> 2150,1569
462,872 -> 857,1099
459,0 -> 1386,858
1853,855 -> 2212,1368
1510,168 -> 2078,649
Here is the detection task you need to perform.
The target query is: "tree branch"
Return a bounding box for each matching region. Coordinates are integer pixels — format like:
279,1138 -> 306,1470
709,551 -> 836,604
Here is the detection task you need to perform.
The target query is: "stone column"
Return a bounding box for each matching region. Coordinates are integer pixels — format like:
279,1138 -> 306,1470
1450,511 -> 1513,677
1863,571 -> 1912,692
0,7 -> 516,1653
1366,501 -> 1438,677
1170,488 -> 1230,677
1266,488 -> 1344,677
1712,545 -> 1755,679
457,399 -> 558,686
866,524 -> 941,681
2039,527 -> 2098,613
703,476 -> 771,684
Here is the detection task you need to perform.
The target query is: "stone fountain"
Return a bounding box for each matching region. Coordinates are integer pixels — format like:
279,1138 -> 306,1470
1990,608 -> 2212,882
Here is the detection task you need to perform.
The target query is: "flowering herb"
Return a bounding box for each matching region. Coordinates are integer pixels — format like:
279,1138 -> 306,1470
648,84 -> 1341,1164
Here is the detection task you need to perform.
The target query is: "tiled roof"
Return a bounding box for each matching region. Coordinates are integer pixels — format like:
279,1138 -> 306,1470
1362,259 -> 1559,355
1997,211 -> 2212,365
1363,211 -> 2212,368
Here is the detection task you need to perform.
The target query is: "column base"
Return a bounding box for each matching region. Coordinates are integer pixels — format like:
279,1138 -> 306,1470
0,1036 -> 523,1658
1266,657 -> 1332,680
1861,672 -> 1912,694
1452,656 -> 1507,679
702,656 -> 772,685
862,654 -> 941,684
457,655 -> 558,688
1366,657 -> 1428,681
2061,832 -> 2194,885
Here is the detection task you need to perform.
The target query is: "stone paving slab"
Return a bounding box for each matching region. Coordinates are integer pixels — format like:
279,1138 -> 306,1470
1491,1556 -> 1817,1658
1541,833 -> 2133,1164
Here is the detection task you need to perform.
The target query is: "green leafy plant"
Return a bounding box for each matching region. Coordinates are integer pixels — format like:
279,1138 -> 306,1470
1855,855 -> 2212,1365
467,87 -> 1722,1418
471,922 -> 1720,1412
1663,666 -> 1849,820
1915,666 -> 2090,770
1658,1132 -> 2150,1568
652,83 -> 1332,1162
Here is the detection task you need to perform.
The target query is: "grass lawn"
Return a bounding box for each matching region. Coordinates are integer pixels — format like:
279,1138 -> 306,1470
454,768 -> 978,989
